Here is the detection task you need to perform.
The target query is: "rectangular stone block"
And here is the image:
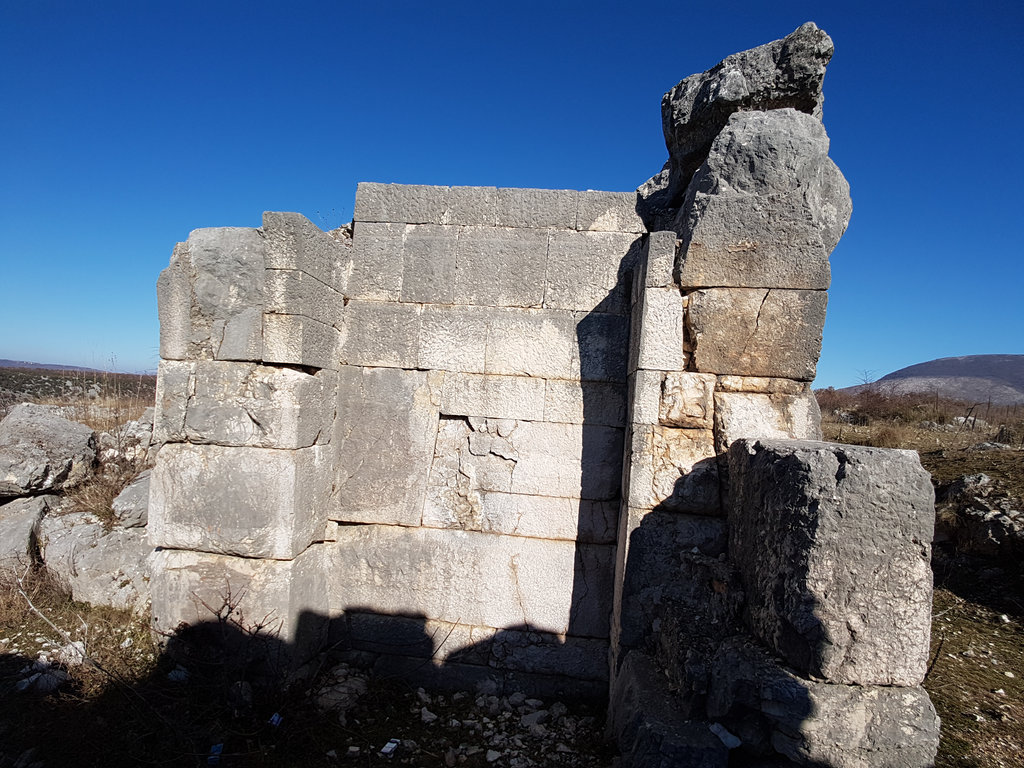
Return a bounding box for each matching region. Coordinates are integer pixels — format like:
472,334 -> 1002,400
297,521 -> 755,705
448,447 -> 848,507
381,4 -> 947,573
339,300 -> 421,368
660,372 -> 716,429
150,544 -> 327,660
484,308 -> 576,379
265,268 -> 341,329
632,285 -> 685,372
543,230 -> 636,313
418,304 -> 489,373
180,361 -> 334,449
400,224 -> 458,303
715,375 -> 808,394
628,370 -> 664,426
327,524 -> 615,637
453,226 -> 548,307
447,185 -> 498,226
333,366 -> 441,526
626,425 -> 720,514
543,379 -> 626,428
152,359 -> 193,444
354,182 -> 448,224
149,442 -> 330,559
495,187 -> 577,229
574,311 -> 630,383
713,390 -> 821,454
575,191 -> 644,234
440,372 -> 546,421
491,629 -> 608,680
263,313 -> 340,370
643,230 -> 678,288
156,243 -> 191,360
347,221 -> 404,301
686,288 -> 827,380
262,211 -> 343,290
728,439 -> 936,686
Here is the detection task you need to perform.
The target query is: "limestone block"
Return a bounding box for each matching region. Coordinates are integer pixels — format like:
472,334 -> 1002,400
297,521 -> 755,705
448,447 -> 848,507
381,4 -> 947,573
0,404 -> 96,497
632,286 -> 685,372
708,638 -> 939,768
575,191 -> 644,234
152,360 -> 192,444
715,375 -> 807,395
728,439 -> 936,686
150,545 -> 327,656
713,390 -> 821,454
327,524 -> 615,637
660,372 -> 716,429
491,629 -> 608,680
574,311 -> 630,382
400,224 -> 458,303
495,187 -> 577,229
263,313 -> 340,371
187,227 -> 266,361
112,469 -> 151,528
156,243 -> 191,360
418,304 -> 489,373
0,495 -> 53,571
626,425 -> 720,514
149,443 -> 330,560
447,185 -> 498,226
343,612 -> 496,666
629,370 -> 664,426
333,367 -> 440,526
543,379 -> 626,428
440,372 -> 546,421
643,231 -> 677,289
262,211 -> 345,290
453,226 -> 548,308
354,182 -> 448,224
686,288 -> 826,379
347,221 -> 404,301
484,308 -> 576,380
544,230 -> 636,313
338,300 -> 421,368
265,268 -> 340,329
177,361 -> 334,449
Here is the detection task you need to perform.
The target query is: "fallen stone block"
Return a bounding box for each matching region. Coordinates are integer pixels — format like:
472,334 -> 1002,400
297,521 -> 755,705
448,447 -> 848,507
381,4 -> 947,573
728,439 -> 935,686
0,403 -> 96,498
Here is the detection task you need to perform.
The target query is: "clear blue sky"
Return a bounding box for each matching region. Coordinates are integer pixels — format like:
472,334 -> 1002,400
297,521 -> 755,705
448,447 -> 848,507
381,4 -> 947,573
1,1 -> 1021,387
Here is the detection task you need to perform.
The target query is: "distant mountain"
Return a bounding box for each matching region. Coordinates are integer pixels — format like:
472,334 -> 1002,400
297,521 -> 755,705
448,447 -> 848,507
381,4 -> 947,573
0,359 -> 104,372
846,355 -> 1024,405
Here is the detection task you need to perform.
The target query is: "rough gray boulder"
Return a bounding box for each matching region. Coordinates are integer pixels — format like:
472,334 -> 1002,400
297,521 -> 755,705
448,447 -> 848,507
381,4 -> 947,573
0,495 -> 57,571
728,439 -> 935,686
638,22 -> 833,227
111,469 -> 150,528
0,403 -> 96,498
675,109 -> 851,288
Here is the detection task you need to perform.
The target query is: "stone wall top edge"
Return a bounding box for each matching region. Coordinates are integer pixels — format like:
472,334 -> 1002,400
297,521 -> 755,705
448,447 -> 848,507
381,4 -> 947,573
356,181 -> 637,196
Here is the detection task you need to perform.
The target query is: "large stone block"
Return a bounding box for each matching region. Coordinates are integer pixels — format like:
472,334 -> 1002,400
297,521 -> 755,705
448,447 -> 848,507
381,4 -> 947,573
544,230 -> 636,313
0,404 -> 96,497
574,311 -> 630,382
265,268 -> 341,329
715,375 -> 807,395
263,313 -> 340,371
626,425 -> 720,514
495,187 -> 577,229
262,211 -> 346,291
447,185 -> 498,226
543,379 -> 626,428
641,231 -> 677,289
728,439 -> 936,686
327,524 -> 615,637
400,224 -> 458,303
418,304 -> 489,373
660,372 -> 716,429
453,226 -> 548,308
576,191 -> 644,234
156,242 -> 191,360
347,221 -> 404,301
354,182 -> 449,225
713,390 -> 821,454
631,286 -> 685,373
338,300 -> 421,368
686,287 -> 827,379
333,367 -> 441,526
440,372 -> 546,421
152,360 -> 192,444
708,638 -> 939,768
150,545 -> 328,661
484,308 -> 576,379
149,443 -> 330,559
490,628 -> 608,680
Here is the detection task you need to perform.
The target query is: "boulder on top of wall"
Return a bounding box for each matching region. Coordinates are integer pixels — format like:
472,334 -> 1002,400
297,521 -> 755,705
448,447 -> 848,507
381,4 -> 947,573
638,22 -> 834,227
675,109 -> 851,289
0,403 -> 96,498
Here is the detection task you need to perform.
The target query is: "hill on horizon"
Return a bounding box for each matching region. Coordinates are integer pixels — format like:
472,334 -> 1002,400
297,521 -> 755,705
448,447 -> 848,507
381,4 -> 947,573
840,354 -> 1024,405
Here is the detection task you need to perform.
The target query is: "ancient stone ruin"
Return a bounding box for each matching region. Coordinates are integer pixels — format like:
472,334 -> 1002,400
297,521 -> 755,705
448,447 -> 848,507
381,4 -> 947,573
148,23 -> 940,766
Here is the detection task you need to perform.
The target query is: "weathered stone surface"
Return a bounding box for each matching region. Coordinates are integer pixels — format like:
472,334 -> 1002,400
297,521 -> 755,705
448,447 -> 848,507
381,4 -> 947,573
400,224 -> 458,303
0,404 -> 96,497
576,191 -> 644,234
149,443 -> 330,559
643,231 -> 677,289
627,425 -> 719,514
543,379 -> 626,428
713,390 -> 821,454
265,268 -> 340,328
152,359 -> 192,444
686,288 -> 827,379
112,469 -> 150,528
39,510 -> 151,613
440,372 -> 546,422
454,226 -> 549,308
495,188 -> 577,229
485,308 -> 576,380
418,304 -> 489,373
729,439 -> 935,686
610,652 -> 729,768
0,495 -> 55,570
491,628 -> 608,680
629,370 -> 665,426
660,372 -> 716,429
263,313 -> 340,371
150,544 -> 327,656
347,221 -> 404,301
631,286 -> 685,373
543,230 -> 636,313
574,311 -> 630,382
334,367 -> 440,526
715,375 -> 807,395
354,182 -> 449,225
447,185 -> 498,226
676,109 -> 850,289
708,638 -> 939,768
328,524 -> 614,638
156,242 -> 192,360
339,300 -> 421,369
654,23 -> 834,215
262,211 -> 347,291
